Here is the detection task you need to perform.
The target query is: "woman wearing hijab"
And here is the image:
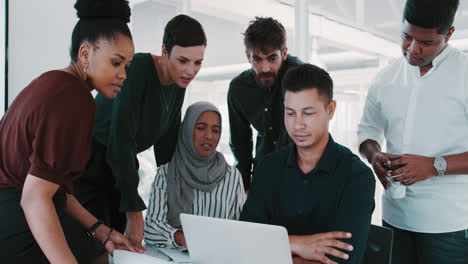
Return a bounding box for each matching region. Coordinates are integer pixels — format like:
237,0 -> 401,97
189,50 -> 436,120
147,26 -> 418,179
144,101 -> 246,248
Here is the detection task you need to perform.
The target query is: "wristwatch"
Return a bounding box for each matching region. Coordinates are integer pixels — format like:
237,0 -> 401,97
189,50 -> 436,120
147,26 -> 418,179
433,156 -> 447,176
86,220 -> 104,239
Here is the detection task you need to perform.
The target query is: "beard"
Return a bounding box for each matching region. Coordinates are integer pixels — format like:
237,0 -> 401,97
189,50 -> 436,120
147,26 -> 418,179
256,72 -> 277,89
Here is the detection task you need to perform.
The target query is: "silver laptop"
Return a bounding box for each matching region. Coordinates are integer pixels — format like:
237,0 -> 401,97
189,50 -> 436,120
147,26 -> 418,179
180,214 -> 293,264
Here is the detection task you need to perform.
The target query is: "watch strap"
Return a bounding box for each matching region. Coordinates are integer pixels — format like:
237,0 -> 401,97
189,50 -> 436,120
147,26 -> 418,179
86,220 -> 104,239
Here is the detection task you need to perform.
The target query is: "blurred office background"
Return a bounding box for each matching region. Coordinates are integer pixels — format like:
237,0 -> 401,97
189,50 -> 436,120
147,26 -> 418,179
3,0 -> 468,224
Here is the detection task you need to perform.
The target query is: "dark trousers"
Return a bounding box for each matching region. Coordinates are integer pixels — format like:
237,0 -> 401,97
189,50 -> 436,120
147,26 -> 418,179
383,221 -> 468,264
0,188 -> 100,264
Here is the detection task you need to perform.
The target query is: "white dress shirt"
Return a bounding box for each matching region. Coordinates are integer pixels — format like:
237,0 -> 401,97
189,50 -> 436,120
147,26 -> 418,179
358,45 -> 468,233
144,164 -> 246,247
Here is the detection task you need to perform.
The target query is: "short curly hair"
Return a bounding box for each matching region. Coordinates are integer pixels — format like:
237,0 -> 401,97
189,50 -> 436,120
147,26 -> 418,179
243,17 -> 286,53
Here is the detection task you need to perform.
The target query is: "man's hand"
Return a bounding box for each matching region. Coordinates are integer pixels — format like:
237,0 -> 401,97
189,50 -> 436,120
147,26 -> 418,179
95,224 -> 136,255
390,154 -> 437,186
174,231 -> 187,247
369,151 -> 394,189
289,232 -> 353,264
125,211 -> 146,253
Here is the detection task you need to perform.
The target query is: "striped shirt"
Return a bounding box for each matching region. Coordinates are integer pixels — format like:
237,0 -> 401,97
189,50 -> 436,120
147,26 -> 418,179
144,164 -> 246,248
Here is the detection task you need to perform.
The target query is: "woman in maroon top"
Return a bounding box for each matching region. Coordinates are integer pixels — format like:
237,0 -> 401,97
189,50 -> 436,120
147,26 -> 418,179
0,0 -> 138,263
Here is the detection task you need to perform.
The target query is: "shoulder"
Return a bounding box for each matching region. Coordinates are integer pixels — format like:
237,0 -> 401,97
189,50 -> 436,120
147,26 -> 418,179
334,143 -> 375,185
284,54 -> 303,68
42,71 -> 94,111
371,57 -> 405,85
228,69 -> 257,97
447,45 -> 468,67
131,53 -> 153,67
254,144 -> 291,174
125,53 -> 154,78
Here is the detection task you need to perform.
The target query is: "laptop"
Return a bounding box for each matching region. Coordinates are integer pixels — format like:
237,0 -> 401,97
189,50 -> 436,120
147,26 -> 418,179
180,214 -> 293,264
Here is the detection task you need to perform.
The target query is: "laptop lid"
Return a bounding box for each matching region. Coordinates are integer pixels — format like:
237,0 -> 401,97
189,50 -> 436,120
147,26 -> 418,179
180,214 -> 293,264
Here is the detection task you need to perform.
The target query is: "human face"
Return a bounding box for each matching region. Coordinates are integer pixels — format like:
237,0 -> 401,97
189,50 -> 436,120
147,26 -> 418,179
84,33 -> 134,99
247,47 -> 287,89
284,88 -> 335,150
401,20 -> 454,67
166,45 -> 205,88
192,111 -> 221,157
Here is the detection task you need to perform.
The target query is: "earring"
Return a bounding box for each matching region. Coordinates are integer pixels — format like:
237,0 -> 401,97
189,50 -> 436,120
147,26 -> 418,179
83,63 -> 88,80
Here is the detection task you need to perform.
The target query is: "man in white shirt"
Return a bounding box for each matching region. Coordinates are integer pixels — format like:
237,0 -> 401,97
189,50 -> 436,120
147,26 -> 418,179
358,0 -> 468,263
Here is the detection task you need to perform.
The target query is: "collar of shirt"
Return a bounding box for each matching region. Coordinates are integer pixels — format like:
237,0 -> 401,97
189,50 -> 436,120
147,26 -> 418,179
286,134 -> 340,177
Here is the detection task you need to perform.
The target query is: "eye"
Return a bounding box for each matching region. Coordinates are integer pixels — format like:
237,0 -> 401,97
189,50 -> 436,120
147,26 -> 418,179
195,61 -> 203,65
287,112 -> 295,116
112,60 -> 122,67
402,34 -> 412,40
421,42 -> 433,47
178,59 -> 188,64
213,128 -> 220,134
304,112 -> 315,116
196,126 -> 205,131
269,57 -> 278,62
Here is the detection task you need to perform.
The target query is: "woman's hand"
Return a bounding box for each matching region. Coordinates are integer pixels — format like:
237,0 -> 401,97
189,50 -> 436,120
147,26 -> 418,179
125,211 -> 146,253
95,225 -> 137,254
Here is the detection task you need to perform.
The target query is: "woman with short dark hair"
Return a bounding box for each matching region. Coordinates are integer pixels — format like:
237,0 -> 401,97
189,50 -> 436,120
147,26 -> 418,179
0,0 -> 136,263
74,14 -> 208,253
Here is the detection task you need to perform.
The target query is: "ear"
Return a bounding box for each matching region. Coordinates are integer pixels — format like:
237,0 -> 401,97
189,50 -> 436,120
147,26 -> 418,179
281,47 -> 288,60
162,44 -> 169,57
327,100 -> 336,120
445,26 -> 455,43
77,42 -> 91,66
245,49 -> 252,63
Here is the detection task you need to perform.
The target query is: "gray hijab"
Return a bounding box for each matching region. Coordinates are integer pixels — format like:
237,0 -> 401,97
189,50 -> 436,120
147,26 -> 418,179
166,101 -> 229,229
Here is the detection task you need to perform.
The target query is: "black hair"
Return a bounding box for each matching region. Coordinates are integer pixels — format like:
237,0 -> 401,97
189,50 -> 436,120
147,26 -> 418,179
243,17 -> 286,53
403,0 -> 459,34
282,64 -> 333,102
163,15 -> 207,54
70,0 -> 132,62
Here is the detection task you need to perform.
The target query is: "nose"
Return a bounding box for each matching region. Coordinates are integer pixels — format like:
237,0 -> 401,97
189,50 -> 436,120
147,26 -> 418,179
185,64 -> 196,77
408,40 -> 421,55
117,67 -> 127,80
261,61 -> 271,73
294,114 -> 306,130
204,129 -> 213,140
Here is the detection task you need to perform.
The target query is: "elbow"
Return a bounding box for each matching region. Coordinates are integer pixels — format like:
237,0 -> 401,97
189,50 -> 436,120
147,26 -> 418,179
20,190 -> 48,213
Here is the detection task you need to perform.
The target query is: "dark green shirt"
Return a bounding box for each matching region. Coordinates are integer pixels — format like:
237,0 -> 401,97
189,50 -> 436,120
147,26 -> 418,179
227,54 -> 302,190
93,53 -> 185,212
240,136 -> 375,264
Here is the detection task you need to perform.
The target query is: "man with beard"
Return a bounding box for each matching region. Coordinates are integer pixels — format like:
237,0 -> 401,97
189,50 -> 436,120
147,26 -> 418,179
228,17 -> 302,191
358,0 -> 468,263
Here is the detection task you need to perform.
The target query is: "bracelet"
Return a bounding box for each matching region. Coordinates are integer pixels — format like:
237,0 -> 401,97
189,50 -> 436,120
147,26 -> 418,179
85,220 -> 104,239
103,228 -> 114,246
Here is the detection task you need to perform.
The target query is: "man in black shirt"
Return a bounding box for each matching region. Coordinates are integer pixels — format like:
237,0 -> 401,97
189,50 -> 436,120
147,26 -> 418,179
240,64 -> 375,264
228,17 -> 302,190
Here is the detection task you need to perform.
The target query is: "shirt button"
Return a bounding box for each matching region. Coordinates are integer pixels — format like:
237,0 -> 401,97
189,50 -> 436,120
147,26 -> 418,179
304,179 -> 309,184
264,108 -> 268,112
273,141 -> 277,145
269,126 -> 273,130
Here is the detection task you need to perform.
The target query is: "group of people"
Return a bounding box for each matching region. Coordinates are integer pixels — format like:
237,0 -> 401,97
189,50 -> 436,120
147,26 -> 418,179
0,0 -> 467,263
